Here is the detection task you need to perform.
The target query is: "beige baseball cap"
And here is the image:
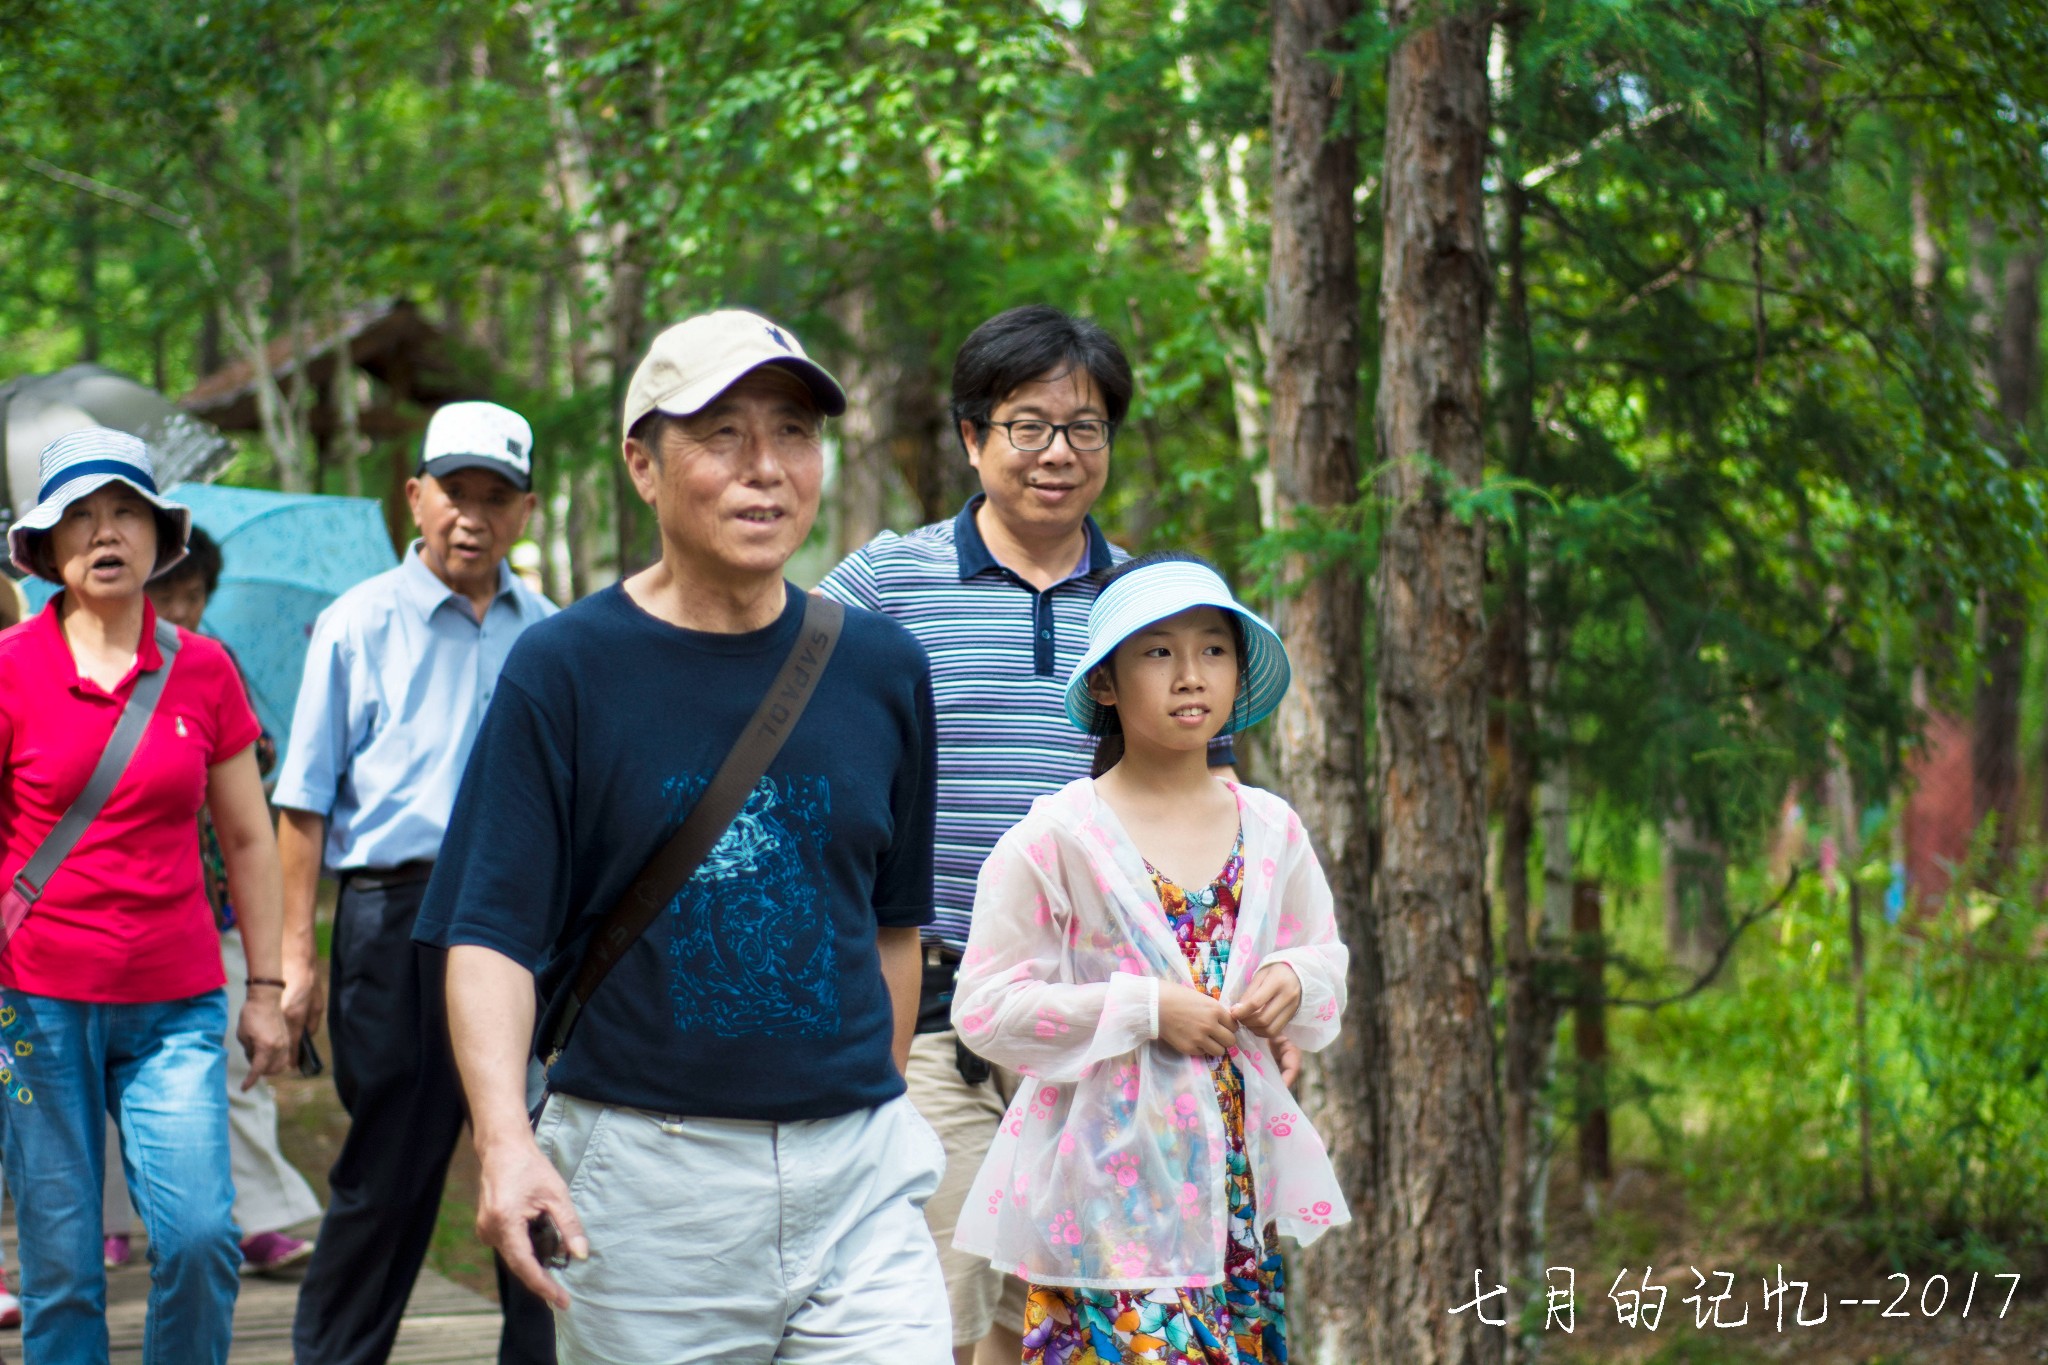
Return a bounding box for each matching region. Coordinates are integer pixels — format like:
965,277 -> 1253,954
622,310 -> 847,435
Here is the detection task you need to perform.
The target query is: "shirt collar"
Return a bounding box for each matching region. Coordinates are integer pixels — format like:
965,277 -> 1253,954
37,592 -> 165,698
952,494 -> 1113,585
397,540 -> 517,622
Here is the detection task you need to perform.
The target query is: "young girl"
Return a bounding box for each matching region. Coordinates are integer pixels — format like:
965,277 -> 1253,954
952,552 -> 1349,1365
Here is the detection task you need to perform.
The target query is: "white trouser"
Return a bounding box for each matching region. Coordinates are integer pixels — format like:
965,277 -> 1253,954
104,934 -> 323,1238
536,1091 -> 951,1364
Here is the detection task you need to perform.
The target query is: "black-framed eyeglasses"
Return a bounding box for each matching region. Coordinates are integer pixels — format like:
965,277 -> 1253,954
986,419 -> 1115,453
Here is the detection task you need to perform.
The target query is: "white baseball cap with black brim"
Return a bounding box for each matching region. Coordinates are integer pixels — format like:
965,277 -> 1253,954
7,427 -> 192,582
1064,558 -> 1291,736
623,310 -> 847,434
418,400 -> 534,491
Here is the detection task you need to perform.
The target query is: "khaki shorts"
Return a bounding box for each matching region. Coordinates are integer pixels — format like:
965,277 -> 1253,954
906,1030 -> 1030,1346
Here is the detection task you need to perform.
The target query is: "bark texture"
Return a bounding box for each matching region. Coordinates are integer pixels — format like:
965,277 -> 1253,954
1498,544 -> 1559,1356
1264,0 -> 1373,1357
827,289 -> 953,552
1366,0 -> 1503,1359
1970,231 -> 2041,867
829,287 -> 898,557
1661,805 -> 1730,971
1495,106 -> 1561,1360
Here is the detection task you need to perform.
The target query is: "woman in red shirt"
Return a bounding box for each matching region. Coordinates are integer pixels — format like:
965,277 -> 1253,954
1,428 -> 292,1365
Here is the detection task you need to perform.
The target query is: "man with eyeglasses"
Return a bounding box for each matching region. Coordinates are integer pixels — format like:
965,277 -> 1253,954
819,303 -> 1237,1365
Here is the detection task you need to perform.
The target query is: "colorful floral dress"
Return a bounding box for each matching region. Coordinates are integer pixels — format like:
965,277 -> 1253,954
1022,829 -> 1287,1364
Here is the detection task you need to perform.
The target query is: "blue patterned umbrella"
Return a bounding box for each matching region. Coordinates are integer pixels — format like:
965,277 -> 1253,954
26,485 -> 398,776
172,485 -> 398,774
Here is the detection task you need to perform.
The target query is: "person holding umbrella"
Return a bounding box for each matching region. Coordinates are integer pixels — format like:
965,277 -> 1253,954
0,427 -> 294,1364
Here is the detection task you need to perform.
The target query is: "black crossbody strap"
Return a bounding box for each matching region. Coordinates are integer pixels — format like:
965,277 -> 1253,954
543,593 -> 845,1063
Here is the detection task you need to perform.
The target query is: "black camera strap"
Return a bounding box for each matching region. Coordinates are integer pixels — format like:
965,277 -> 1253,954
539,593 -> 843,1067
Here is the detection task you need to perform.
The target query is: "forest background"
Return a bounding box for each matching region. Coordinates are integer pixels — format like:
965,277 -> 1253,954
4,1 -> 2048,1361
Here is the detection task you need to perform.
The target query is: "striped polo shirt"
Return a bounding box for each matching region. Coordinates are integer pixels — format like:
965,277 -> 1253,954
819,495 -> 1230,952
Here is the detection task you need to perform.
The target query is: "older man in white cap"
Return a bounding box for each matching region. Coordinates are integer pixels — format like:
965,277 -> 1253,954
417,312 -> 950,1362
277,401 -> 558,1365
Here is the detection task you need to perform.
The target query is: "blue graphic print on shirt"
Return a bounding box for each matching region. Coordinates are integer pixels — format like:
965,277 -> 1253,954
666,775 -> 839,1039
416,582 -> 938,1121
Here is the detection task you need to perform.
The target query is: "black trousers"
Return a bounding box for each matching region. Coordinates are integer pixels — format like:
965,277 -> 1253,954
291,875 -> 555,1365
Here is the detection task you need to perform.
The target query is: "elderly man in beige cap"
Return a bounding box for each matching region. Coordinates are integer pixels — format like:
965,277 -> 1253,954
422,312 -> 951,1362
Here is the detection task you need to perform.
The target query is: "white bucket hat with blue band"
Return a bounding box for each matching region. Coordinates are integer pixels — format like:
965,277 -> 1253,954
1064,558 -> 1291,736
7,427 -> 192,582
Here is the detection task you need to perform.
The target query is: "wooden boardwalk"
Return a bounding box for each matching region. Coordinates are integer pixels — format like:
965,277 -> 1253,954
4,1221 -> 507,1364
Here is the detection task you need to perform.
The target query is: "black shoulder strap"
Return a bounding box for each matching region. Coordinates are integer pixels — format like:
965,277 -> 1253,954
542,593 -> 845,1063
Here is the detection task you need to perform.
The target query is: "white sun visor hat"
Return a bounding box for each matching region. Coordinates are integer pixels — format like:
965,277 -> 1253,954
8,427 -> 192,582
622,310 -> 847,434
1064,558 -> 1291,736
419,400 -> 535,491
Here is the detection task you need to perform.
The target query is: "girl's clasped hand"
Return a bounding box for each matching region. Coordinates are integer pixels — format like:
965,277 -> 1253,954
1157,962 -> 1301,1057
1230,959 -> 1303,1039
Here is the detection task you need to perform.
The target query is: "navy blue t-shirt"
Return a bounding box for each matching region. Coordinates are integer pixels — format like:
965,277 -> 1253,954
414,581 -> 937,1121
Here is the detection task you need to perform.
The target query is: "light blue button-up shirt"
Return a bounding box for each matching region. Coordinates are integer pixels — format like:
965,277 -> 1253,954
273,542 -> 557,871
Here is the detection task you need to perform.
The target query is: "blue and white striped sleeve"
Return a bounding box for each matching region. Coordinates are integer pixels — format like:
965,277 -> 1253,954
816,536 -> 891,612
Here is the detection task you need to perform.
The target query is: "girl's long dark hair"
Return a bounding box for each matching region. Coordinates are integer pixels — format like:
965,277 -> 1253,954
1083,550 -> 1245,778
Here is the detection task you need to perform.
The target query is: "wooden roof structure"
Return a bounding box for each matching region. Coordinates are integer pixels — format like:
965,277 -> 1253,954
179,298 -> 480,439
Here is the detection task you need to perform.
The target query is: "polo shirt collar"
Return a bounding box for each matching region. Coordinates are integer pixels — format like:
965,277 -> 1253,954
952,494 -> 1114,585
397,540 -> 516,622
36,592 -> 166,698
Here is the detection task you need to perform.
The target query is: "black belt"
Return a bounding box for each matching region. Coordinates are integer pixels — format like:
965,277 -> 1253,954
916,942 -> 962,1035
342,860 -> 436,891
916,942 -> 992,1084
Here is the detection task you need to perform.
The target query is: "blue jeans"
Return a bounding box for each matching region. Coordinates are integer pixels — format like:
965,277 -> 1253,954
0,988 -> 239,1365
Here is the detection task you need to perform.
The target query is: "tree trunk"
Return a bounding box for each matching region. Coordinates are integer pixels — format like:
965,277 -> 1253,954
829,288 -> 903,557
234,282 -> 313,495
1662,805 -> 1730,971
1497,541 -> 1552,1349
889,340 -> 965,526
1265,0 -> 1372,1355
275,121 -> 315,494
608,247 -> 652,575
76,187 -> 100,363
1532,549 -> 1573,944
567,466 -> 601,600
329,288 -> 367,498
531,269 -> 576,605
198,302 -> 224,376
527,0 -> 646,580
1571,879 -> 1609,1187
1909,164 -> 1941,313
1175,59 -> 1273,530
1827,759 -> 1876,1211
436,29 -> 470,351
1970,230 -> 2040,869
1495,93 -> 1556,1358
1366,0 -> 1502,1358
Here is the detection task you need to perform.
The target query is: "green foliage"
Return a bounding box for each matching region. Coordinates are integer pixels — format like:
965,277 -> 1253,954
1608,845 -> 2048,1258
1491,0 -> 2048,849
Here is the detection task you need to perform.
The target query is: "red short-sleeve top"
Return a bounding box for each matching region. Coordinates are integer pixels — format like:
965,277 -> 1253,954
0,596 -> 260,1003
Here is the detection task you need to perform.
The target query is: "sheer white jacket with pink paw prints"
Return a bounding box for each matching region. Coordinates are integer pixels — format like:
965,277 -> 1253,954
950,777 -> 1350,1291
